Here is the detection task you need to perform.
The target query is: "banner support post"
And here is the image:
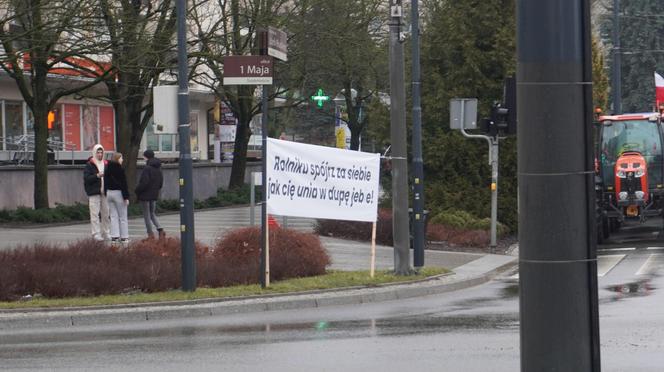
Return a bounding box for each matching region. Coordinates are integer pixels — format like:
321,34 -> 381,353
370,221 -> 377,278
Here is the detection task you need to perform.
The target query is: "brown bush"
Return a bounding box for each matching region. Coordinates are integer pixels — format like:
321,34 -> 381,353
0,240 -> 131,300
123,237 -> 210,293
209,227 -> 331,286
426,224 -> 490,247
0,229 -> 330,301
314,208 -> 393,246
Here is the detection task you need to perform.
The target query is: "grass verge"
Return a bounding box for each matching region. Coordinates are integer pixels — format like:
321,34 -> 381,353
0,267 -> 447,310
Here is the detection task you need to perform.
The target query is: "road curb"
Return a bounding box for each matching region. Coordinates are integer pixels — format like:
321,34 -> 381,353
0,258 -> 517,331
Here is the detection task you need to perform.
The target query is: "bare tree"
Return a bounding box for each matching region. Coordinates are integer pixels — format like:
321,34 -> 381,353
0,0 -> 112,209
95,0 -> 179,196
288,0 -> 388,150
191,0 -> 295,189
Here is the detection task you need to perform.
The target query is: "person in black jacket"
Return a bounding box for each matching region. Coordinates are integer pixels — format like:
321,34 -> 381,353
83,144 -> 110,241
105,152 -> 130,244
135,149 -> 165,239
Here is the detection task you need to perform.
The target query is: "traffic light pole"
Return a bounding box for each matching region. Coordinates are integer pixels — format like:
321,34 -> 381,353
410,0 -> 425,269
460,128 -> 499,250
489,138 -> 498,249
176,0 -> 196,292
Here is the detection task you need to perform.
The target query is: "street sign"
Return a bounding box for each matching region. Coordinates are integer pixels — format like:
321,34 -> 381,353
223,56 -> 273,85
449,98 -> 478,130
267,27 -> 288,61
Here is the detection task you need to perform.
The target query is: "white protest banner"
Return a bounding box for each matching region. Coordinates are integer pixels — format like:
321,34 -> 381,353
266,138 -> 380,222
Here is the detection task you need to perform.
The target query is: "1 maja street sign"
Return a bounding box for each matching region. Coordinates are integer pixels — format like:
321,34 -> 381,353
267,27 -> 288,61
223,56 -> 273,85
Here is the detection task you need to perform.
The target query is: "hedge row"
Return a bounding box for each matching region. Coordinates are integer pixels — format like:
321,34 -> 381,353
315,209 -> 510,248
0,227 -> 329,301
0,184 -> 261,224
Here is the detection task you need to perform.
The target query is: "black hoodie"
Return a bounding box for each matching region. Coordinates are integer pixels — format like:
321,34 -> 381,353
135,158 -> 163,201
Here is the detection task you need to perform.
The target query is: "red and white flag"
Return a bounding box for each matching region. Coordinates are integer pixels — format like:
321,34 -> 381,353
655,72 -> 664,107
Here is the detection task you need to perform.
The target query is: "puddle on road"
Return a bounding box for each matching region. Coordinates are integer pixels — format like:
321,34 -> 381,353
602,275 -> 659,303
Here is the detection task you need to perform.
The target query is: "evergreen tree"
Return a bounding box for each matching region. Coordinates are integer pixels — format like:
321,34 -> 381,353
420,0 -> 518,230
601,0 -> 664,112
592,35 -> 610,112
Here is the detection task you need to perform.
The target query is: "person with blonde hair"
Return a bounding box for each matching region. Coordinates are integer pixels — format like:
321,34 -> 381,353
105,152 -> 130,245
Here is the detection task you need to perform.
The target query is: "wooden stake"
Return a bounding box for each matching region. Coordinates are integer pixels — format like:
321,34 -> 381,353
370,221 -> 377,278
266,223 -> 271,287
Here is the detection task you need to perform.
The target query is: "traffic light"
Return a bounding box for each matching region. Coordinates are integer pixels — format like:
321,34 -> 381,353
504,75 -> 516,135
47,111 -> 55,130
480,116 -> 498,137
479,76 -> 516,137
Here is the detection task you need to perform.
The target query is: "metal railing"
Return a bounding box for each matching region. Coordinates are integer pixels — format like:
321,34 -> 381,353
1,134 -> 76,165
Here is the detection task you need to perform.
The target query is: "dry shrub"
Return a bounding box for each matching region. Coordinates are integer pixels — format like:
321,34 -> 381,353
0,229 -> 330,301
314,208 -> 393,246
210,227 -> 331,286
0,240 -> 130,300
124,237 -> 210,292
426,224 -> 490,247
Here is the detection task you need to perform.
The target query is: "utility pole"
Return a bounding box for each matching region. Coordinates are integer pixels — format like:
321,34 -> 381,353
176,0 -> 196,291
612,0 -> 621,114
410,0 -> 425,268
389,0 -> 411,275
259,31 -> 269,288
518,0 -> 600,371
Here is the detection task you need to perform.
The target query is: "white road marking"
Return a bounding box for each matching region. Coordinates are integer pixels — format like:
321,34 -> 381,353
597,254 -> 625,277
599,247 -> 636,252
636,254 -> 664,276
508,254 -> 627,279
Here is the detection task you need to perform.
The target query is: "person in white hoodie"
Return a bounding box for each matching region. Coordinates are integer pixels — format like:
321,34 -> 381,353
83,144 -> 110,241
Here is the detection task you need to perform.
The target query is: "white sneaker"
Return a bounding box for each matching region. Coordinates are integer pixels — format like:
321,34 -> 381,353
93,235 -> 104,242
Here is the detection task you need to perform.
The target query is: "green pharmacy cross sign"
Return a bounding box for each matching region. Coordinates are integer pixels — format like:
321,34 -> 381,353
311,88 -> 330,107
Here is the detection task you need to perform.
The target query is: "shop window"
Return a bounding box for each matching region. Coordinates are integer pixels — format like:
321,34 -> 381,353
5,101 -> 24,148
161,134 -> 174,151
81,105 -> 99,151
49,105 -> 63,144
24,105 -> 63,145
175,113 -> 199,153
145,119 -> 159,151
144,112 -> 197,153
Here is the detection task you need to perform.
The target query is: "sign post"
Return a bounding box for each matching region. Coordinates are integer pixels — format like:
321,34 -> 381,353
449,98 -> 499,251
222,27 -> 286,288
221,54 -> 273,287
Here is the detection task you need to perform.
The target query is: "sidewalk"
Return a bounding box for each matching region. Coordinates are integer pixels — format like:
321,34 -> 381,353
0,206 -> 517,329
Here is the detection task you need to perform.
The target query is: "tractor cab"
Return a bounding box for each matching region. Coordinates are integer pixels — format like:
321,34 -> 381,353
596,113 -> 664,225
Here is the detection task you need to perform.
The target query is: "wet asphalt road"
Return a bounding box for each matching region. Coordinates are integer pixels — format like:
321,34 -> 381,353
2,252 -> 664,370
1,221 -> 664,371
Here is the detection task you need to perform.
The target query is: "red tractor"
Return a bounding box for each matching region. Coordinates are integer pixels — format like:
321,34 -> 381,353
595,113 -> 664,241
